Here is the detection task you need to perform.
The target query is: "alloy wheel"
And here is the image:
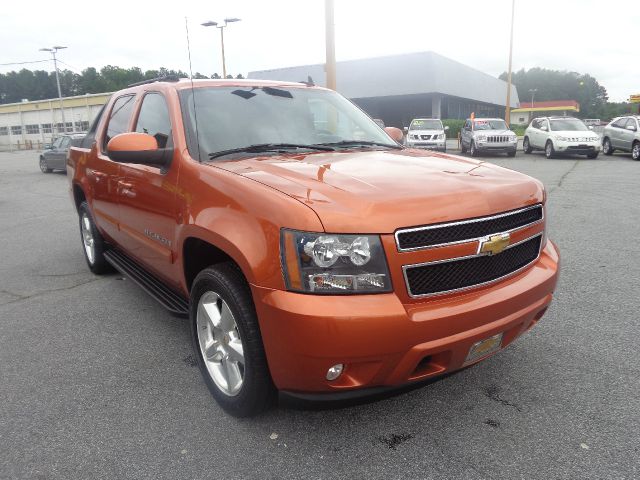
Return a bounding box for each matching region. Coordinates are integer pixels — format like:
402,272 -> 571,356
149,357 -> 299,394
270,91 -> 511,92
80,213 -> 96,264
196,291 -> 245,396
633,143 -> 640,160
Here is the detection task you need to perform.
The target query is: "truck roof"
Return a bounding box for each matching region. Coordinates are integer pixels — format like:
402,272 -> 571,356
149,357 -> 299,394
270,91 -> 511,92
117,78 -> 327,95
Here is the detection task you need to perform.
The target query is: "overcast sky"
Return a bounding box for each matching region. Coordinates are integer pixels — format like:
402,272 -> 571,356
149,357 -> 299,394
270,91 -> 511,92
1,0 -> 638,102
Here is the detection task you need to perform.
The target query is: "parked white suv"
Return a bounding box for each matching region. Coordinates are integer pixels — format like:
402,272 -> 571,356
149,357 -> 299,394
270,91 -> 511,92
460,118 -> 517,157
405,118 -> 448,152
523,117 -> 600,159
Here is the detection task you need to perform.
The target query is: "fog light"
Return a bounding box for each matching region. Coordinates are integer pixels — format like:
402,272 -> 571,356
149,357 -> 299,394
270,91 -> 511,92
326,364 -> 344,381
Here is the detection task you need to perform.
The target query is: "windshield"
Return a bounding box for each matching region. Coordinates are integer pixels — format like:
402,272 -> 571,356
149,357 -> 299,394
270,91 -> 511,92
179,86 -> 397,160
410,119 -> 442,130
474,120 -> 508,131
549,119 -> 589,131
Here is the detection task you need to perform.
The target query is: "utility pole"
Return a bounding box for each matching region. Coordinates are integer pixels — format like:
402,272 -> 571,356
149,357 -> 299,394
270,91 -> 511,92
325,0 -> 336,91
528,88 -> 537,123
505,0 -> 515,125
40,46 -> 67,133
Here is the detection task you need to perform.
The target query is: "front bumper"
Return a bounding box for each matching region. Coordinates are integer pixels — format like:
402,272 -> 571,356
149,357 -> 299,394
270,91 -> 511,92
252,241 -> 559,395
476,141 -> 518,153
407,141 -> 446,151
555,141 -> 600,154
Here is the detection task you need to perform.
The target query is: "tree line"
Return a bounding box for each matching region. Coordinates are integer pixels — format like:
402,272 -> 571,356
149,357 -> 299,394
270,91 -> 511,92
499,67 -> 632,119
0,66 -> 244,104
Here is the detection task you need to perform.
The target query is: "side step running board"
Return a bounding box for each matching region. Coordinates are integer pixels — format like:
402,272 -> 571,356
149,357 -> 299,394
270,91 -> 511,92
104,249 -> 189,317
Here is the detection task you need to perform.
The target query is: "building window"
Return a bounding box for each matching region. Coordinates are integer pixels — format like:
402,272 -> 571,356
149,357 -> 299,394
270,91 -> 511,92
0,127 -> 8,136
519,117 -> 525,123
42,123 -> 52,133
55,123 -> 65,133
26,124 -> 40,134
75,121 -> 89,131
11,125 -> 22,135
65,122 -> 73,132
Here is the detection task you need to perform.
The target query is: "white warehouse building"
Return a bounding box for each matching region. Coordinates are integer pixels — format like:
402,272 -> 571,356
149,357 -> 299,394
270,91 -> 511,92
0,92 -> 111,151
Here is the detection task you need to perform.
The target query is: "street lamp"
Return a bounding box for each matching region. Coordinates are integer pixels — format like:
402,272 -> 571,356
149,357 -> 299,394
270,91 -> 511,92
202,18 -> 241,79
40,46 -> 68,134
528,88 -> 537,123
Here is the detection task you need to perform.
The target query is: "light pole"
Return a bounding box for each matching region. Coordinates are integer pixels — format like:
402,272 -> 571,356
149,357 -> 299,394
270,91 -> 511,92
202,18 -> 241,79
528,88 -> 537,123
325,0 -> 336,91
40,46 -> 67,134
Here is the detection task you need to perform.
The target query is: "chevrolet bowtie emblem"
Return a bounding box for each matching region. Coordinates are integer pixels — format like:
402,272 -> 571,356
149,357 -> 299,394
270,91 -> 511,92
479,233 -> 511,256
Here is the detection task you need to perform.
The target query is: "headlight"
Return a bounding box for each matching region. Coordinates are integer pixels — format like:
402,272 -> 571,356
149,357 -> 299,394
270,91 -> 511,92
438,133 -> 446,140
477,135 -> 487,142
510,135 -> 517,142
281,230 -> 392,294
554,135 -> 568,141
590,137 -> 599,142
410,134 -> 419,140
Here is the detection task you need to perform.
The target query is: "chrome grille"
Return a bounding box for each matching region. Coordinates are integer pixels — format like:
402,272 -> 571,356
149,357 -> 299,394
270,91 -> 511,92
420,134 -> 433,140
404,235 -> 542,297
395,204 -> 543,251
488,135 -> 509,143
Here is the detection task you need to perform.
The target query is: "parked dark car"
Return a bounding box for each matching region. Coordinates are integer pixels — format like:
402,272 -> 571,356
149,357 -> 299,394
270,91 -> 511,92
39,133 -> 86,173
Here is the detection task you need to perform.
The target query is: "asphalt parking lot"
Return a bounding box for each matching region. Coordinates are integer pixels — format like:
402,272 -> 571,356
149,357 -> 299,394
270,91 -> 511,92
1,148 -> 639,480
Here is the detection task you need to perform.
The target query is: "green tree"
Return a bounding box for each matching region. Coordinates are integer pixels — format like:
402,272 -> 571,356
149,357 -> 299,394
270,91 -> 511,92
499,67 -> 609,118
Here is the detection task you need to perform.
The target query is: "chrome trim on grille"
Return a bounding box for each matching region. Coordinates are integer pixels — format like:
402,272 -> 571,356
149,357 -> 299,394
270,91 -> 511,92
394,204 -> 544,252
402,233 -> 543,299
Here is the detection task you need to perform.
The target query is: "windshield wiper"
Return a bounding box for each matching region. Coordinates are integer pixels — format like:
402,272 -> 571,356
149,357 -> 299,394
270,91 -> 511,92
316,140 -> 403,150
209,143 -> 335,159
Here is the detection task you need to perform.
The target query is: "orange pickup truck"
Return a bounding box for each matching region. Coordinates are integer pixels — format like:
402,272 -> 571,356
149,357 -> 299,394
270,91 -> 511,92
68,77 -> 559,416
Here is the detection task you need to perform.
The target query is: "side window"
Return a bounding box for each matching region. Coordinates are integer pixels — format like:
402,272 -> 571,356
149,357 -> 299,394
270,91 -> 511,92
464,120 -> 470,130
613,117 -> 627,129
59,137 -> 71,149
540,120 -> 548,131
135,93 -> 173,148
531,119 -> 539,129
103,95 -> 136,151
52,137 -> 63,149
625,118 -> 637,130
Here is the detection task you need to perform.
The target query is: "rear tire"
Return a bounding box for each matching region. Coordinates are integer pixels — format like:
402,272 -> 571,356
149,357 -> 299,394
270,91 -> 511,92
632,142 -> 640,161
190,263 -> 276,417
602,137 -> 614,156
78,201 -> 112,274
39,156 -> 52,173
523,137 -> 532,154
545,141 -> 556,159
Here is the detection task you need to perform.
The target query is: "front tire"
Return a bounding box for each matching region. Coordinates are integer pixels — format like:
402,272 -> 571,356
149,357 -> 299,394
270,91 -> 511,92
523,137 -> 532,154
507,149 -> 517,157
78,201 -> 112,274
39,156 -> 52,173
602,137 -> 614,156
632,142 -> 640,161
587,151 -> 599,159
545,141 -> 556,159
190,263 -> 276,417
460,139 -> 467,153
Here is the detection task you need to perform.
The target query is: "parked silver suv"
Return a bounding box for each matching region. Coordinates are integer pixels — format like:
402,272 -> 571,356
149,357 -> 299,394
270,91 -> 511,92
460,118 -> 517,157
602,116 -> 640,160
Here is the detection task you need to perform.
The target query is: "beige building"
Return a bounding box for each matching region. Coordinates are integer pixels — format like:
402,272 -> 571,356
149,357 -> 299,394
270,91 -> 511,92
0,92 -> 111,151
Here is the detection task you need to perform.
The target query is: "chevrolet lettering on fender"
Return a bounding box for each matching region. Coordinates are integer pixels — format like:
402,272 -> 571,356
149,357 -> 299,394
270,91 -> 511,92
68,77 -> 559,416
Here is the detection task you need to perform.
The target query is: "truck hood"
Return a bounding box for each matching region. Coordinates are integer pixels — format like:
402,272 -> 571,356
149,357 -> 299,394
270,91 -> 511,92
475,129 -> 516,136
550,130 -> 598,140
212,149 -> 543,233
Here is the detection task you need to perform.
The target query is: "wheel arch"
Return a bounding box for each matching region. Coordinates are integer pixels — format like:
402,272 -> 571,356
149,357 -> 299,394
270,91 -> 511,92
72,182 -> 87,212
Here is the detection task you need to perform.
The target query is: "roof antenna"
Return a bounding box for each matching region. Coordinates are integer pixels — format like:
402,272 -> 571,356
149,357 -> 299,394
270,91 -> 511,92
185,17 -> 201,161
300,75 -> 315,87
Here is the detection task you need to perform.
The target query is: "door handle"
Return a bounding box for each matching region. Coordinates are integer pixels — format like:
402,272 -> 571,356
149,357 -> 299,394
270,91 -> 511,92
118,181 -> 135,198
87,169 -> 108,182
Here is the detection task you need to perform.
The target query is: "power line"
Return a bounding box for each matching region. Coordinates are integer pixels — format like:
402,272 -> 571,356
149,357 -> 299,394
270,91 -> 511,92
0,59 -> 50,67
56,60 -> 81,72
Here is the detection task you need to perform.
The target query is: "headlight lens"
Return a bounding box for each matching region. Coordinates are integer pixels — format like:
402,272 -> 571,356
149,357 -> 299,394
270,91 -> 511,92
281,230 -> 392,294
554,135 -> 568,141
410,134 -> 419,140
438,133 -> 446,140
542,202 -> 550,248
477,135 -> 487,142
